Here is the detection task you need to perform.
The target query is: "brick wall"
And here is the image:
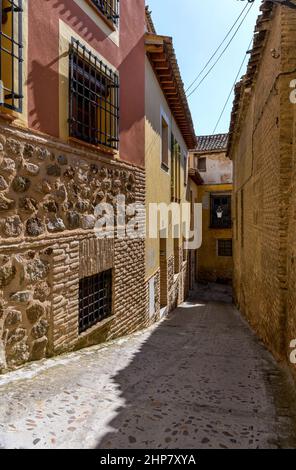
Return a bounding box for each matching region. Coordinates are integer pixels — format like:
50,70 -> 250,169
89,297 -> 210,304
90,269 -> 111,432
230,5 -> 296,372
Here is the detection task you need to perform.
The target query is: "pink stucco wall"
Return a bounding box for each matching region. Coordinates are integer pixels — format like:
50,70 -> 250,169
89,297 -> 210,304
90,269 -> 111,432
28,0 -> 145,167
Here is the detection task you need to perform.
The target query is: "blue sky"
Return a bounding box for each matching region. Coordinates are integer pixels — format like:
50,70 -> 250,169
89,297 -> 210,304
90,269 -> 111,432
147,0 -> 261,136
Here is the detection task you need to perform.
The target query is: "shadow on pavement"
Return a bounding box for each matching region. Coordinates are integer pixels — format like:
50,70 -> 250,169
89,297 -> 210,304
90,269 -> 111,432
95,288 -> 296,449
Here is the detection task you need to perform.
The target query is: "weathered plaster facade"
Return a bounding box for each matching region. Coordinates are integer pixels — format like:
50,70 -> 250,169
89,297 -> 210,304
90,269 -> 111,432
189,135 -> 233,284
145,57 -> 188,317
144,11 -> 196,318
228,2 -> 296,374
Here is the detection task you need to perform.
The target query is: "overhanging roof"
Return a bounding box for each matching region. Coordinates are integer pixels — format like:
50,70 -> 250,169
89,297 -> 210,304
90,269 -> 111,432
227,1 -> 275,157
195,134 -> 229,154
145,6 -> 156,34
189,168 -> 204,185
145,33 -> 197,150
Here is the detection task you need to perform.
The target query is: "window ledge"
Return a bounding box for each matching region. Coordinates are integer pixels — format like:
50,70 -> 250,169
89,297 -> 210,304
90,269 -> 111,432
68,137 -> 117,157
0,110 -> 17,123
161,162 -> 169,173
78,314 -> 115,339
86,0 -> 118,32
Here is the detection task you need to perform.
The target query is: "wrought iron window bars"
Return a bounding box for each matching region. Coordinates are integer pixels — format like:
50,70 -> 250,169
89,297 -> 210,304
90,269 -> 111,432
217,239 -> 233,257
69,39 -> 119,150
90,0 -> 120,26
0,0 -> 23,112
79,270 -> 113,334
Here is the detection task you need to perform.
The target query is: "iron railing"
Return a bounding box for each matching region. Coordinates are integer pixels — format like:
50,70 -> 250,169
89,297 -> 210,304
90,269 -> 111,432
79,270 -> 113,334
0,0 -> 23,112
91,0 -> 120,27
69,39 -> 119,150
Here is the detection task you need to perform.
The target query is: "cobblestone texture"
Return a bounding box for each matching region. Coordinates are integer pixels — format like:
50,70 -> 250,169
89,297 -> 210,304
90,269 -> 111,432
0,285 -> 296,449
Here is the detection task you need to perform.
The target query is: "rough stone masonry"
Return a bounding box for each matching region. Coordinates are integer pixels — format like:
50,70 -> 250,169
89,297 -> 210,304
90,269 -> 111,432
0,123 -> 149,373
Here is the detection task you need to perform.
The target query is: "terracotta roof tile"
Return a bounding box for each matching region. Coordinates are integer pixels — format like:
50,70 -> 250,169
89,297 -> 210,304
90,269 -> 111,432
196,134 -> 229,153
145,6 -> 156,34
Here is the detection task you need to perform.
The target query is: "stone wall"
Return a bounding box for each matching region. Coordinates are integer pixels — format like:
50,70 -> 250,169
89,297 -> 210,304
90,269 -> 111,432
145,269 -> 160,324
0,123 -> 147,372
159,248 -> 188,313
229,5 -> 296,372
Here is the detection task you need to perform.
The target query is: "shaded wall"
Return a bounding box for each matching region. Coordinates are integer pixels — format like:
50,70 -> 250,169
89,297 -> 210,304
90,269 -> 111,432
230,6 -> 296,368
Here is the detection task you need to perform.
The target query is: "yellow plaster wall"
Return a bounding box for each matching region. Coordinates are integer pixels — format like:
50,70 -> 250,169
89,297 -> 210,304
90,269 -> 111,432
145,58 -> 188,280
197,183 -> 233,283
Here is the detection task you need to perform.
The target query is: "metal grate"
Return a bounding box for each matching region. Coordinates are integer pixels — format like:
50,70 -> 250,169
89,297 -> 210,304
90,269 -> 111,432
217,239 -> 233,257
210,194 -> 232,229
90,0 -> 119,27
0,0 -> 23,112
69,39 -> 119,150
79,270 -> 113,334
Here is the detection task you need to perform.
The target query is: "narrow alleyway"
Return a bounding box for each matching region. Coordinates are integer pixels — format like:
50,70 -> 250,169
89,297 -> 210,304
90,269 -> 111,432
1,284 -> 296,450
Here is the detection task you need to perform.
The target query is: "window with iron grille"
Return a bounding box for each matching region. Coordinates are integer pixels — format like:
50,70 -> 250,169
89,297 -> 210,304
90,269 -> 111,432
90,0 -> 119,27
217,239 -> 233,257
210,194 -> 232,229
0,0 -> 23,112
79,270 -> 113,334
69,39 -> 119,150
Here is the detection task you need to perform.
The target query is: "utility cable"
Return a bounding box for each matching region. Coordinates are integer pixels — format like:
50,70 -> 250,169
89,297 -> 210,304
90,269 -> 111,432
186,2 -> 254,99
212,37 -> 253,134
185,2 -> 250,94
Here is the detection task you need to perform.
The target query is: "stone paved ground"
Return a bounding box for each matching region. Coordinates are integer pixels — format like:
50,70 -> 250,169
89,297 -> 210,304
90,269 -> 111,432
1,284 -> 296,449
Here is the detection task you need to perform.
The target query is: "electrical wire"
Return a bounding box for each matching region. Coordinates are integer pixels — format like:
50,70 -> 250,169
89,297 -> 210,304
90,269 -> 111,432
212,38 -> 253,134
185,2 -> 249,94
186,2 -> 254,99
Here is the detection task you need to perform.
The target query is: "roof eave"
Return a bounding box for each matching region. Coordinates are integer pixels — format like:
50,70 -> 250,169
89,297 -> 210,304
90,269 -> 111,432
145,32 -> 197,150
227,1 -> 275,158
189,168 -> 204,185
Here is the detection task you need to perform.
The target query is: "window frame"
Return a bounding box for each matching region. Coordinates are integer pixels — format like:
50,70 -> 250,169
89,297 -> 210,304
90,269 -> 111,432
210,193 -> 232,229
171,133 -> 181,202
161,115 -> 169,172
89,0 -> 120,28
69,38 -> 119,151
217,239 -> 233,258
198,156 -> 207,173
0,0 -> 23,113
183,151 -> 188,187
79,269 -> 113,334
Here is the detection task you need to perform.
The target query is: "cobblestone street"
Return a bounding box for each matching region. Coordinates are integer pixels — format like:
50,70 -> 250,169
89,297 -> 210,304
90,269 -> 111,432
1,285 -> 296,450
